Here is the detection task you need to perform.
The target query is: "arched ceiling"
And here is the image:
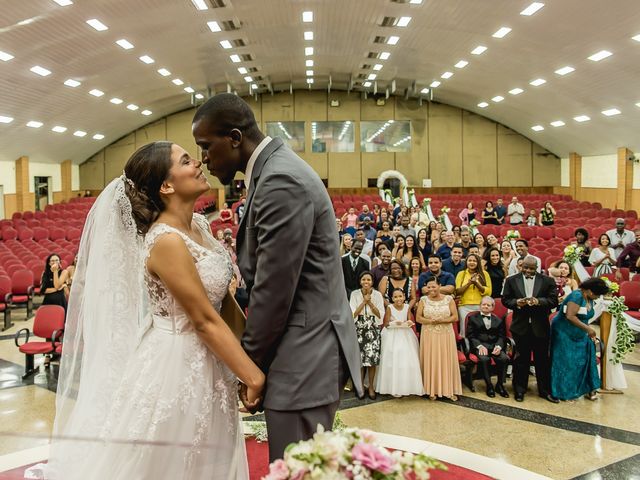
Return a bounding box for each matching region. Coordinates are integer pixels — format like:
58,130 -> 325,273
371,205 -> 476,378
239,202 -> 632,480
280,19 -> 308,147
1,0 -> 639,165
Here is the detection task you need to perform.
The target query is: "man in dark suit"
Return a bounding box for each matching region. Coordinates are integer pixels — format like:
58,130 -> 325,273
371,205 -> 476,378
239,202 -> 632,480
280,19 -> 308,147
502,256 -> 559,403
466,296 -> 509,398
192,93 -> 362,462
341,240 -> 370,298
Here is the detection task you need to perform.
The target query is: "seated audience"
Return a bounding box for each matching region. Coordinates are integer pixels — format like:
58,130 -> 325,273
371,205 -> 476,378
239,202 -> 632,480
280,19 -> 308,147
507,196 -> 525,225
588,233 -> 617,276
436,231 -> 456,260
452,225 -> 462,243
358,204 -> 376,228
481,201 -> 500,225
508,239 -> 541,276
486,233 -> 500,252
41,253 -> 69,310
377,209 -> 392,230
416,277 -> 462,401
340,233 -> 353,256
539,201 -> 556,226
341,207 -> 358,231
372,203 -> 381,223
362,217 -> 377,242
501,240 -> 516,271
548,260 -> 579,302
467,243 -> 480,257
349,271 -> 385,401
418,255 -> 456,296
341,240 -> 370,298
474,233 -> 487,258
466,296 -> 509,398
442,244 -> 465,278
430,222 -> 444,248
218,202 -> 233,223
526,209 -> 538,226
495,198 -> 507,224
573,228 -> 592,267
484,248 -> 506,299
416,228 -> 432,261
377,220 -> 393,245
376,288 -> 425,397
408,257 -> 423,294
371,249 -> 392,289
550,278 -> 609,401
606,218 -> 635,257
398,215 -> 416,238
459,227 -> 473,256
616,229 -> 640,278
355,229 -> 374,258
459,201 -> 476,226
402,235 -> 426,270
455,253 -> 492,335
378,259 -> 416,311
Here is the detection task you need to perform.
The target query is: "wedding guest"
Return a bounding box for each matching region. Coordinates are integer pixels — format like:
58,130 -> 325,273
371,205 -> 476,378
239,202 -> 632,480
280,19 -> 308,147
466,297 -> 509,398
588,234 -> 617,276
350,271 -> 385,401
507,196 -> 525,226
340,233 -> 353,256
215,229 -> 224,241
550,278 -> 609,401
377,209 -> 392,230
482,201 -> 500,225
486,233 -> 499,251
376,288 -> 425,397
495,198 -> 507,224
459,228 -> 473,257
362,217 -> 377,242
371,249 -> 393,289
548,260 -> 579,302
442,244 -> 465,278
341,207 -> 358,231
459,202 -> 476,226
539,202 -> 556,226
218,202 -> 234,223
222,228 -> 236,261
484,248 -> 507,299
436,231 -> 456,260
452,225 -> 462,243
354,229 -> 374,258
418,255 -> 456,296
430,222 -> 444,249
474,233 -> 487,258
377,220 -> 393,245
409,257 -> 423,291
416,228 -> 432,261
336,218 -> 347,240
616,229 -> 640,278
392,234 -> 407,262
341,241 -> 370,298
398,215 -> 416,238
402,235 -> 426,270
372,203 -> 381,223
378,259 -> 416,311
508,239 -> 541,276
455,253 -> 492,335
41,253 -> 69,310
572,228 -> 592,267
370,239 -> 385,268
501,240 -> 517,271
502,257 -> 559,403
358,204 -> 376,228
606,218 -> 635,257
526,209 -> 538,227
416,277 -> 462,401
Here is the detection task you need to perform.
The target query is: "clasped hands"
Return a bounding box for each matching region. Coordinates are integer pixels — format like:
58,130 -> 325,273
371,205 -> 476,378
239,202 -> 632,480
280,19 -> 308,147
477,345 -> 501,356
516,297 -> 539,308
238,381 -> 264,414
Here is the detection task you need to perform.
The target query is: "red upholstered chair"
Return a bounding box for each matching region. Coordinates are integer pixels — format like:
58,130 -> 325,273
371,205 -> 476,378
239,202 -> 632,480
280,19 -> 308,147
0,277 -> 13,331
493,298 -> 509,320
10,269 -> 34,319
14,305 -> 65,378
1,227 -> 17,241
65,227 -> 81,241
49,227 -> 65,241
619,282 -> 640,320
452,321 -> 477,392
17,228 -> 33,241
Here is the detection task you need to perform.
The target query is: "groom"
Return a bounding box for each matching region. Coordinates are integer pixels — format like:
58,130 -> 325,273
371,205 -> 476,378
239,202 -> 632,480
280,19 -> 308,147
192,94 -> 363,462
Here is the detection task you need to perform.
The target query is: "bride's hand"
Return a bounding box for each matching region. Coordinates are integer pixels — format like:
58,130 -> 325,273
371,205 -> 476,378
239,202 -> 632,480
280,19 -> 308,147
239,373 -> 265,413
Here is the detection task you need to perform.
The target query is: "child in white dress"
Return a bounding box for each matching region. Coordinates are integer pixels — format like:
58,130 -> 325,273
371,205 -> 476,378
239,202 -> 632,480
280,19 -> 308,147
376,289 -> 425,397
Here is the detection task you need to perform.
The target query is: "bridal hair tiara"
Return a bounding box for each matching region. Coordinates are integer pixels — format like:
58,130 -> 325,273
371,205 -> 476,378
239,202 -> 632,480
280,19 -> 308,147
121,170 -> 135,189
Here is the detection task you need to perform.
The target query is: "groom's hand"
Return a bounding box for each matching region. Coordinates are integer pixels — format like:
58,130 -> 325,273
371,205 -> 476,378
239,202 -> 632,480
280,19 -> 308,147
238,382 -> 263,414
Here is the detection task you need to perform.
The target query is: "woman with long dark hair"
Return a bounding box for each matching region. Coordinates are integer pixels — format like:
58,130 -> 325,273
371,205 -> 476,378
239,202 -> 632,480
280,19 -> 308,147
484,248 -> 506,299
41,253 -> 69,309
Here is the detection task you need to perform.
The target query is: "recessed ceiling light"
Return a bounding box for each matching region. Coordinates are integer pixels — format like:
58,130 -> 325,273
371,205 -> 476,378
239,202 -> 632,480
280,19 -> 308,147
244,75 -> 253,82
89,89 -> 104,97
409,0 -> 422,3
195,93 -> 204,100
555,66 -> 575,76
477,102 -> 489,108
141,110 -> 152,116
397,16 -> 412,27
430,81 -> 441,88
139,55 -> 154,64
52,126 -> 67,133
531,125 -> 544,131
237,67 -> 248,74
302,11 -> 313,22
550,120 -> 565,127
251,84 -> 258,90
305,47 -> 314,56
191,0 -> 208,10
633,34 -> 640,42
602,108 -> 621,116
304,31 -> 314,40
73,130 -> 87,137
574,115 -> 590,122
636,102 -> 640,108
305,70 -> 313,76
368,73 -> 377,80
26,121 -> 43,128
64,79 -> 81,87
387,36 -> 400,45
373,64 -> 383,71
0,115 -> 14,124
529,78 -> 546,86
307,78 -> 314,84
230,54 -> 241,63
184,87 -> 195,93
471,45 -> 487,55
520,2 -> 545,16
509,88 -> 524,95
588,50 -> 612,62
172,78 -> 184,85
305,60 -> 314,67
379,52 -> 391,60
110,98 -> 123,104
441,71 -> 453,79
93,133 -> 105,140
493,27 -> 512,38
127,104 -> 139,111
86,19 -> 108,31
219,40 -> 232,49
492,96 -> 504,102
116,39 -> 134,50
0,50 -> 14,62
207,21 -> 221,32
52,0 -> 73,5
30,66 -> 51,76
363,81 -> 372,87
454,60 -> 468,68
420,88 -> 429,94
157,68 -> 171,76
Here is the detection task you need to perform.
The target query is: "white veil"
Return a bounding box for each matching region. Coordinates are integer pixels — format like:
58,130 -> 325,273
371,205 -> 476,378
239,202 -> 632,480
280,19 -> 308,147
45,176 -> 149,479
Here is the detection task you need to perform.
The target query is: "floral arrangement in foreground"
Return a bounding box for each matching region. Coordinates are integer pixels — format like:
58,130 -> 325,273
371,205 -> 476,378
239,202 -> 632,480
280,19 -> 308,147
469,218 -> 481,236
504,230 -> 520,241
563,244 -> 584,265
600,276 -> 620,294
604,295 -> 636,364
263,426 -> 445,480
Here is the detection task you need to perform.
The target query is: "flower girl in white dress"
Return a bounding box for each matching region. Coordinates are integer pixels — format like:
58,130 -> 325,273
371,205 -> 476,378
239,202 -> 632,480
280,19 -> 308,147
376,289 -> 425,397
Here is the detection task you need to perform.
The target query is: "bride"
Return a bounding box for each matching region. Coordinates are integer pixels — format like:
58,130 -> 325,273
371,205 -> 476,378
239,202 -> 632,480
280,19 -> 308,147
42,141 -> 264,479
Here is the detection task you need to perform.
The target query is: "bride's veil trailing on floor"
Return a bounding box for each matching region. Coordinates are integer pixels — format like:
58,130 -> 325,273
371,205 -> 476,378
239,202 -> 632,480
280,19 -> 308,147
44,177 -> 149,479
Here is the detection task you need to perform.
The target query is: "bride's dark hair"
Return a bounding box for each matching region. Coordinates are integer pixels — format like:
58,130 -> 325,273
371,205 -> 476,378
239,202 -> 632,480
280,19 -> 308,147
123,141 -> 173,235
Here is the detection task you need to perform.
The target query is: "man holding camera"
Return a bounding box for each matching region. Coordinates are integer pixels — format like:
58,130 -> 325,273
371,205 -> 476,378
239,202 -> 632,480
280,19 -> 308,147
502,256 -> 559,403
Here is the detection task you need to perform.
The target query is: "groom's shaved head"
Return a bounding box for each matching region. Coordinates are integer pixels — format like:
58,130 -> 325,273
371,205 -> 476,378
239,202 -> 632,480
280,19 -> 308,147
193,93 -> 261,141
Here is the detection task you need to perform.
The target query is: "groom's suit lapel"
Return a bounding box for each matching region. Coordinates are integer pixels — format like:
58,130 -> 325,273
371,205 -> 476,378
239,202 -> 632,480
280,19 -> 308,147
236,137 -> 285,252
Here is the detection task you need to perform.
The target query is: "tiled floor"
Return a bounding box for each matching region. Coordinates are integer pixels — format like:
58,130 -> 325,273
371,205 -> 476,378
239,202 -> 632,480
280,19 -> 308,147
1,306 -> 639,479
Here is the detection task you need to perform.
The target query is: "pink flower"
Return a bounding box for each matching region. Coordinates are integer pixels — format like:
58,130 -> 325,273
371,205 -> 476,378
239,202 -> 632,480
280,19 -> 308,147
290,470 -> 307,480
264,459 -> 290,480
352,442 -> 395,474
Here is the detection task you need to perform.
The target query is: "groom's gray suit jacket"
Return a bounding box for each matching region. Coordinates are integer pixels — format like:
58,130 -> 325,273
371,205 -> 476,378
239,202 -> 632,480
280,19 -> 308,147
236,137 -> 362,411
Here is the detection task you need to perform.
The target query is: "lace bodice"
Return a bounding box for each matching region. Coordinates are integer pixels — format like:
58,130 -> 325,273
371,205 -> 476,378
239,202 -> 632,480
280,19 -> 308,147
421,295 -> 454,333
144,214 -> 233,331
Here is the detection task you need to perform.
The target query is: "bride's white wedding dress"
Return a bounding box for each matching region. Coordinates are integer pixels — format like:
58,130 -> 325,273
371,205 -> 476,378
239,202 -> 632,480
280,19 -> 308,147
45,214 -> 249,480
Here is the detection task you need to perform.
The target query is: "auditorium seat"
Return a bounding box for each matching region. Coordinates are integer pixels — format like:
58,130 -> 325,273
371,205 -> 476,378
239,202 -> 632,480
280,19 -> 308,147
9,269 -> 34,319
14,305 -> 65,378
0,277 -> 13,331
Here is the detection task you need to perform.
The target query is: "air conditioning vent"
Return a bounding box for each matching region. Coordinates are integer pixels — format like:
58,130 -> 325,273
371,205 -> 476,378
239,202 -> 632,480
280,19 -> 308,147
380,16 -> 397,27
221,20 -> 240,31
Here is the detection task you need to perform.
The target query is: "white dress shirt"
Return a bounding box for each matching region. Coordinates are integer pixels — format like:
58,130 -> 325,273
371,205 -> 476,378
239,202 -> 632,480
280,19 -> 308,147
245,136 -> 272,195
606,228 -> 635,256
523,275 -> 535,298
